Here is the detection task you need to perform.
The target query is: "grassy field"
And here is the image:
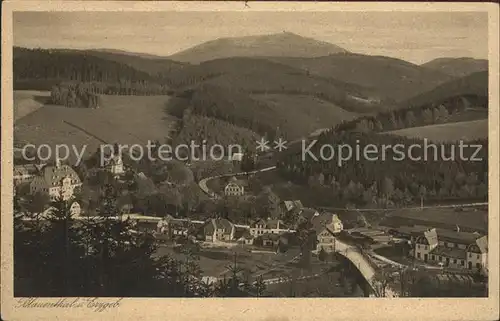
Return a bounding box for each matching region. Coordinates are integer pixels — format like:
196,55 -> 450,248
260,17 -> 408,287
380,207 -> 488,233
386,119 -> 488,142
154,245 -> 301,278
251,93 -> 360,138
14,94 -> 177,163
13,90 -> 51,122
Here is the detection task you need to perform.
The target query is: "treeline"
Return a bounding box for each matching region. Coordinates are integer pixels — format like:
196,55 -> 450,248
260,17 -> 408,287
14,47 -> 170,92
334,95 -> 488,133
278,132 -> 488,208
172,112 -> 259,157
51,82 -> 102,108
50,79 -> 173,107
186,84 -> 284,140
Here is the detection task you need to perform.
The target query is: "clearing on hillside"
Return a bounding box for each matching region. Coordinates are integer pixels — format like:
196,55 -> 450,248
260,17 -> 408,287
251,94 -> 360,139
14,95 -> 176,163
14,90 -> 51,122
386,120 -> 488,142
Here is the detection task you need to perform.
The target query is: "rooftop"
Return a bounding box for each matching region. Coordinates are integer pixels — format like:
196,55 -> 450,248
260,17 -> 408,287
38,164 -> 81,186
299,207 -> 319,221
431,245 -> 466,260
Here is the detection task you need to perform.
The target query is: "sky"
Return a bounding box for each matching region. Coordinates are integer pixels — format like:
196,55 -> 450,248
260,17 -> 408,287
13,11 -> 488,64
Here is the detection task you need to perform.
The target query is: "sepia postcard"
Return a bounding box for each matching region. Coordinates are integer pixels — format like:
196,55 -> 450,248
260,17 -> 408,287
1,1 -> 499,321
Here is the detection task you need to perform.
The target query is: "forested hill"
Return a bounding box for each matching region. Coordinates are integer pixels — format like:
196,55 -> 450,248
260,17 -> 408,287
264,53 -> 455,102
331,71 -> 488,134
277,131 -> 488,208
13,47 -> 174,90
398,71 -> 488,109
81,49 -> 188,77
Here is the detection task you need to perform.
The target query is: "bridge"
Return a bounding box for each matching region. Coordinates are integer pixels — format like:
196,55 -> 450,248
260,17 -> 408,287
332,238 -> 398,297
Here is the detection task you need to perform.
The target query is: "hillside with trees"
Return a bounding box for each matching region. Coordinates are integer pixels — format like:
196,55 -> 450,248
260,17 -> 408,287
277,131 -> 488,208
264,53 -> 454,102
332,72 -> 488,135
13,47 -> 171,92
172,113 -> 260,157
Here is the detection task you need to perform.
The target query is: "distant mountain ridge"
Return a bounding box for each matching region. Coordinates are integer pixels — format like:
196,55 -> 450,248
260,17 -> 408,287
264,53 -> 455,102
168,32 -> 348,63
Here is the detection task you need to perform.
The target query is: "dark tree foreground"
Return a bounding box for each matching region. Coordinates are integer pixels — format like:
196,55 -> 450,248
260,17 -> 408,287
14,188 -> 264,297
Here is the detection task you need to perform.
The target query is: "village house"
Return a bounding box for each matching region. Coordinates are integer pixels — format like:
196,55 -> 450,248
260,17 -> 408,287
413,227 -> 488,275
156,215 -> 198,239
30,160 -> 82,201
258,233 -> 281,247
224,177 -> 245,196
281,200 -> 303,213
235,228 -> 254,245
230,152 -> 244,162
203,218 -> 236,242
104,152 -> 125,177
249,218 -> 291,236
297,207 -> 320,222
311,212 -> 344,252
388,225 -> 431,243
13,164 -> 40,186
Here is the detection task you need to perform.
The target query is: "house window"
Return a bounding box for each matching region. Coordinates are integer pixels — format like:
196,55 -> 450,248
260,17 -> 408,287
469,252 -> 472,258
439,256 -> 442,262
476,263 -> 480,269
476,254 -> 480,259
431,255 -> 435,261
417,252 -> 421,259
461,260 -> 465,266
453,259 -> 457,264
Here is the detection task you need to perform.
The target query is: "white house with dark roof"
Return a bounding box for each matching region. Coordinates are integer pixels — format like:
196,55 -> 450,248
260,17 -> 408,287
414,228 -> 488,274
249,218 -> 290,237
30,160 -> 82,201
104,153 -> 124,177
224,177 -> 245,196
311,212 -> 344,252
203,218 -> 235,242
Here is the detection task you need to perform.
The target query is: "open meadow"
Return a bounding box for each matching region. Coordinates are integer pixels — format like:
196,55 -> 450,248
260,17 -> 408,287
14,93 -> 177,162
251,93 -> 360,138
13,90 -> 51,122
153,244 -> 301,279
386,119 -> 488,142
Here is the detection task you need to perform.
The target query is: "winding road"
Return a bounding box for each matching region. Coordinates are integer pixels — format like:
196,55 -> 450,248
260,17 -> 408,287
198,165 -> 277,199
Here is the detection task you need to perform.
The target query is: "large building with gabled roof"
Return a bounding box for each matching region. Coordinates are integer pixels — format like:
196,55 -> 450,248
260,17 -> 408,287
30,160 -> 82,201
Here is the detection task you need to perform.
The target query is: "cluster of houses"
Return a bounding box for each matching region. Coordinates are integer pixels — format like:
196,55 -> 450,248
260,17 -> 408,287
14,152 -> 126,215
155,199 -> 344,252
390,226 -> 488,275
14,159 -> 83,202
